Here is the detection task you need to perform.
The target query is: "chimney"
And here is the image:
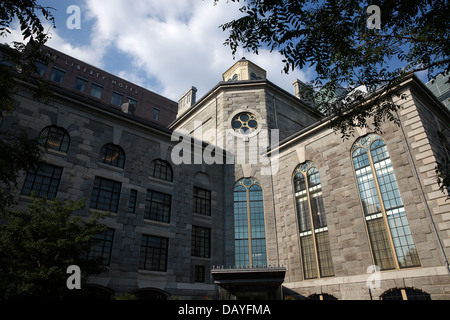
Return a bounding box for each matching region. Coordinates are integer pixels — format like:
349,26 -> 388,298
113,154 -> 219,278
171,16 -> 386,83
177,86 -> 197,117
292,79 -> 315,107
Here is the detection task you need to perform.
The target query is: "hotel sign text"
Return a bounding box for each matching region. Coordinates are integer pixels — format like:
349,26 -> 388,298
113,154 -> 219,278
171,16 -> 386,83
64,59 -> 139,95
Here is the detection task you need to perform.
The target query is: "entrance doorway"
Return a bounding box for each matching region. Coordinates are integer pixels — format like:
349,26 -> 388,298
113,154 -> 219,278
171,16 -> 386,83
211,267 -> 286,300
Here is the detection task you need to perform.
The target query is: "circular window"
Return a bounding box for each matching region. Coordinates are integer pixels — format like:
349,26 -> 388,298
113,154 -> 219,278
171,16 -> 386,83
231,112 -> 259,135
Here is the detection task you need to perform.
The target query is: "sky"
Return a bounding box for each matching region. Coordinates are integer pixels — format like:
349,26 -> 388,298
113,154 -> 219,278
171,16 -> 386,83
3,0 -> 313,102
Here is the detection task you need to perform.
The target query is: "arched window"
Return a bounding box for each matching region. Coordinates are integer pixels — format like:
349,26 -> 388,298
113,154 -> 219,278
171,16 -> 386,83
39,126 -> 70,153
233,178 -> 267,268
99,144 -> 125,168
380,287 -> 431,300
294,161 -> 334,279
352,134 -> 420,270
149,159 -> 173,182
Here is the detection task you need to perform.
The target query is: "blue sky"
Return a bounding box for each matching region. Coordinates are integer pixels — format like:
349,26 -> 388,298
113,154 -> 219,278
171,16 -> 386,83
4,0 -> 313,101
4,1 -> 428,101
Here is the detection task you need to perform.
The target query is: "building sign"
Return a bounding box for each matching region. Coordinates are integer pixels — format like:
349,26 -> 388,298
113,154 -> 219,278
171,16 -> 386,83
64,59 -> 139,95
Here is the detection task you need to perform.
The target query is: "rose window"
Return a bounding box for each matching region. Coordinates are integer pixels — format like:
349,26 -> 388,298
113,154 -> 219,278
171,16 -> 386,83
231,112 -> 258,135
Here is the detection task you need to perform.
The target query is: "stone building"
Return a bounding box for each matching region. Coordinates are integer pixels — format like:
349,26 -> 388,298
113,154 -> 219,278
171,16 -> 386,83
2,46 -> 450,300
426,70 -> 450,111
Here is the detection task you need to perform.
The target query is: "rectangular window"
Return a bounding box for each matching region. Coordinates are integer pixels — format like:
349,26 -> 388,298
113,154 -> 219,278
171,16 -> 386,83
74,77 -> 88,93
21,164 -> 63,200
127,97 -> 137,106
153,107 -> 160,121
128,189 -> 138,214
195,265 -> 206,282
35,61 -> 47,76
366,217 -> 396,270
111,91 -> 123,106
89,177 -> 122,213
90,83 -> 103,99
145,190 -> 171,223
193,187 -> 211,216
88,228 -> 115,266
300,234 -> 318,279
315,231 -> 334,277
50,67 -> 65,84
191,226 -> 211,258
139,234 -> 168,272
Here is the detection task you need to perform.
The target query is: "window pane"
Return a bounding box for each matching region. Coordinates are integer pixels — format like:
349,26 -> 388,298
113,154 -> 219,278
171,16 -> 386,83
74,77 -> 88,93
89,177 -> 122,212
150,159 -> 173,182
35,61 -> 47,76
50,68 -> 65,84
145,190 -> 171,223
39,126 -> 70,153
316,231 -> 334,277
367,217 -> 395,270
193,187 -> 211,216
387,209 -> 420,268
139,235 -> 168,272
153,107 -> 160,121
300,234 -> 317,279
294,162 -> 334,279
99,144 -> 125,168
367,137 -> 420,269
353,149 -> 382,216
90,83 -> 103,99
233,178 -> 266,268
88,228 -> 115,266
191,226 -> 211,258
21,164 -> 63,200
111,92 -> 123,106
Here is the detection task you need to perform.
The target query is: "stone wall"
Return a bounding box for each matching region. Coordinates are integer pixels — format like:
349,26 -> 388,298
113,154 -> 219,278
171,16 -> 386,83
268,80 -> 450,299
4,87 -> 225,299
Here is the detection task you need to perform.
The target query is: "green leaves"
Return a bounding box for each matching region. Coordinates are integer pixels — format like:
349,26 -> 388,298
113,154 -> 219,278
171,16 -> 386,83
218,0 -> 449,137
0,197 -> 108,299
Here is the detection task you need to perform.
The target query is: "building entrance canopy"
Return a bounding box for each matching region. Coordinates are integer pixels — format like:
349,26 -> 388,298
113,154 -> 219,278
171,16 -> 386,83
211,267 -> 286,300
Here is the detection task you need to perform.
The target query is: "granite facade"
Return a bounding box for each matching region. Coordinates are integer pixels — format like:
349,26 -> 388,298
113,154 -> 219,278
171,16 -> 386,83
3,56 -> 450,299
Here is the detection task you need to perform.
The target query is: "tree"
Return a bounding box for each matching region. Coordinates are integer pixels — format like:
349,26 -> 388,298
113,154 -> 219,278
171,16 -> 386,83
217,0 -> 449,135
1,0 -> 55,116
216,0 -> 450,196
0,1 -> 55,211
0,130 -> 43,214
0,197 -> 108,300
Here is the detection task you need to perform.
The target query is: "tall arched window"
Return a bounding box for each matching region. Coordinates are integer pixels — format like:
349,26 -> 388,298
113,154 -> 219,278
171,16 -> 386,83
99,143 -> 125,168
39,126 -> 70,153
233,178 -> 267,268
294,161 -> 334,279
352,134 -> 420,270
149,159 -> 173,182
380,287 -> 431,300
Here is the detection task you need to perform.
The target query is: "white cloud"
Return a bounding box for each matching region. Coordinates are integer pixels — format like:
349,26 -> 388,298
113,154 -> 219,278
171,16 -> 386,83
84,0 -> 312,101
4,0 -> 312,102
2,19 -> 106,69
45,26 -> 107,68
